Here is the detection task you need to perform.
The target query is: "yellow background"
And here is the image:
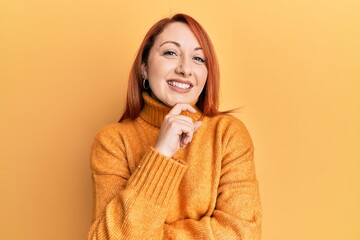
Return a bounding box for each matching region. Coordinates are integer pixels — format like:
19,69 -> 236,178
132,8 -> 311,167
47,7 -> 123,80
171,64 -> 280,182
1,0 -> 359,239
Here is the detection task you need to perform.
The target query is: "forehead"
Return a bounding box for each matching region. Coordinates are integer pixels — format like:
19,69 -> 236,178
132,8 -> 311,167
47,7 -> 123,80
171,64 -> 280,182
155,22 -> 201,47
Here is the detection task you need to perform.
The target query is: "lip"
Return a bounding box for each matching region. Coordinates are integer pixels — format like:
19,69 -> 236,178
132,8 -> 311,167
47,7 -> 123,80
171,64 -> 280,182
166,79 -> 193,86
166,79 -> 193,93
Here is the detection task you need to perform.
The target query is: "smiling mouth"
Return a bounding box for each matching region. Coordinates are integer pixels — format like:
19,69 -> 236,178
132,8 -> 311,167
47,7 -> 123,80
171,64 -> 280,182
167,80 -> 193,90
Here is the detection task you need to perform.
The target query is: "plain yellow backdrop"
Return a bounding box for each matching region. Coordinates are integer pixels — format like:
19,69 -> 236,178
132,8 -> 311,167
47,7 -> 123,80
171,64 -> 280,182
1,0 -> 359,239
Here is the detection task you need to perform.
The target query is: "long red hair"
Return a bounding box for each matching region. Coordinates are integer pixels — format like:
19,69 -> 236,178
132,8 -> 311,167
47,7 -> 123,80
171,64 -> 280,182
120,13 -> 221,121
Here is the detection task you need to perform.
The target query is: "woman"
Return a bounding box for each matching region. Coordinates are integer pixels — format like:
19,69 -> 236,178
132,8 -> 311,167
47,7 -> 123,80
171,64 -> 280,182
88,13 -> 262,239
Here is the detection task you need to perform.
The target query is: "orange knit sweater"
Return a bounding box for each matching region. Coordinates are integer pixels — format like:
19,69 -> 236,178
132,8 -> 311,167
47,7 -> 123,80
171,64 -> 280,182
88,92 -> 262,239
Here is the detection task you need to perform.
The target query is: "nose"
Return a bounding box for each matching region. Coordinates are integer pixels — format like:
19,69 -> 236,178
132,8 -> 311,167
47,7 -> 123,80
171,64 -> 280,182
175,57 -> 192,77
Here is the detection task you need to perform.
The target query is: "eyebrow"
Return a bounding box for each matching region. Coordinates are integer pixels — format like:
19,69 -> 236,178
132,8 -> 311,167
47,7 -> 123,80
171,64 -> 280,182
160,41 -> 202,51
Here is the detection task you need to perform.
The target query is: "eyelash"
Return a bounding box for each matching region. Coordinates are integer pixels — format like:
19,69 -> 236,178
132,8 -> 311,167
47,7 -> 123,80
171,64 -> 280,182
163,50 -> 177,56
163,51 -> 206,63
193,56 -> 206,63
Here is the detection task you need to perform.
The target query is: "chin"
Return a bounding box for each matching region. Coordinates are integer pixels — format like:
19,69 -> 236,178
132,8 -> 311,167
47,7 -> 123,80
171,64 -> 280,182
163,101 -> 176,107
152,92 -> 197,107
173,96 -> 192,104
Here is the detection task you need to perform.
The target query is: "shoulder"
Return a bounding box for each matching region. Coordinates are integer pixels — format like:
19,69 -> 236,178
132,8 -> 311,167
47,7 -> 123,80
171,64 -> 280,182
204,114 -> 253,147
93,119 -> 136,144
206,114 -> 250,134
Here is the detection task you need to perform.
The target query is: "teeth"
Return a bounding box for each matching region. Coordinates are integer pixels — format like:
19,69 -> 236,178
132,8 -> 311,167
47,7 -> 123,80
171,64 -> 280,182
168,81 -> 191,89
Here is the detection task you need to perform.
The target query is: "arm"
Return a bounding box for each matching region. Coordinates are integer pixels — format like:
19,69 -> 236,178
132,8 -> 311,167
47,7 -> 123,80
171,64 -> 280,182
89,103 -> 201,240
162,120 -> 262,239
88,125 -> 187,240
89,113 -> 261,239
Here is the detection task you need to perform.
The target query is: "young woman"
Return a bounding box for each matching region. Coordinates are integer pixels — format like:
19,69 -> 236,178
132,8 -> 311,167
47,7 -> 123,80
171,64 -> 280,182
88,13 -> 262,239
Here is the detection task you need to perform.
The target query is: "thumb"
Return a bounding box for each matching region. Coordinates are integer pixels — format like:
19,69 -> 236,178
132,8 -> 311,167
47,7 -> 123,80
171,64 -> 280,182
193,121 -> 202,132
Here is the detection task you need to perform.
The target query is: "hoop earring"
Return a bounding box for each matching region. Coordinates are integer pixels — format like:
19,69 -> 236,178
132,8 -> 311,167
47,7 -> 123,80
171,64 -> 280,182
142,78 -> 150,90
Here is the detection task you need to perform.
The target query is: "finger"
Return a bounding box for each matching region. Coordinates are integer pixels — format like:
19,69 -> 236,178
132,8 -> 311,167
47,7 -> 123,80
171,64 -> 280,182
182,133 -> 192,145
168,103 -> 197,116
164,116 -> 194,135
180,133 -> 189,147
181,122 -> 198,145
167,115 -> 193,124
193,121 -> 202,132
181,135 -> 191,147
181,121 -> 202,146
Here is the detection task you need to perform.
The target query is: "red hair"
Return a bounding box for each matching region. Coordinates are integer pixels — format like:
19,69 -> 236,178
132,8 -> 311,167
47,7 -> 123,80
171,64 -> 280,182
120,13 -> 221,121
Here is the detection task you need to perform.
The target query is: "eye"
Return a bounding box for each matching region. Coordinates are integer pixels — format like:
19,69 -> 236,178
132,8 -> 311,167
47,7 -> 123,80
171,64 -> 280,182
163,50 -> 178,57
193,56 -> 206,63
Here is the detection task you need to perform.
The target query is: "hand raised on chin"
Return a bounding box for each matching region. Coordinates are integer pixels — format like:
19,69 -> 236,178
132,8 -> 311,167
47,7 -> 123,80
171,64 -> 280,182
154,103 -> 202,158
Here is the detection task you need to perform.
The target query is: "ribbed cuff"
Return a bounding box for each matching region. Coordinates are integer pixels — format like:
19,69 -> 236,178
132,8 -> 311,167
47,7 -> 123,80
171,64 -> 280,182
127,147 -> 187,207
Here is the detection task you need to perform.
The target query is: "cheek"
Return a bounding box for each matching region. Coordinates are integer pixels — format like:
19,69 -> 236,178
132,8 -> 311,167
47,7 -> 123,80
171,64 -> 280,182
197,67 -> 208,87
147,62 -> 159,77
148,60 -> 173,79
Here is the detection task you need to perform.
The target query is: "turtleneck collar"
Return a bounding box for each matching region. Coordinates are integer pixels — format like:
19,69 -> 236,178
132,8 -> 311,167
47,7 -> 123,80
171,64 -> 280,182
139,92 -> 203,128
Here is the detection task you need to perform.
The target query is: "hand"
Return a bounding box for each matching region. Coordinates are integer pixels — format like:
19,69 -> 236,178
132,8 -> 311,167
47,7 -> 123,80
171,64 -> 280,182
154,103 -> 202,157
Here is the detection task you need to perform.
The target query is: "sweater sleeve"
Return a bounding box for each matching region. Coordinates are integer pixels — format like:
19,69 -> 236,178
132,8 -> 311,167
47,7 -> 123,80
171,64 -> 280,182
161,119 -> 262,240
88,126 -> 187,240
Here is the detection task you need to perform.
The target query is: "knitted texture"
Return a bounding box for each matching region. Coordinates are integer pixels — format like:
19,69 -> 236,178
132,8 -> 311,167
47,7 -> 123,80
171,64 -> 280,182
88,92 -> 262,239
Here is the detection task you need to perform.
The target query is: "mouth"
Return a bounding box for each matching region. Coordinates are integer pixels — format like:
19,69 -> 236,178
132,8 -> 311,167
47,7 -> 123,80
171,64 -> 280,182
166,80 -> 193,90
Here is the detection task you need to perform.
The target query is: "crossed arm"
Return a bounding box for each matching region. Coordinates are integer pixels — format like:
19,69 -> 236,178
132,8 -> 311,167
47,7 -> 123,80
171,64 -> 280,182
88,121 -> 262,240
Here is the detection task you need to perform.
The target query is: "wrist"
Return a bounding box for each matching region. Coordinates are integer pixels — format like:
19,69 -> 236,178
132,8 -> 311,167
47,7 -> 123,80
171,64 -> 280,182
153,144 -> 173,158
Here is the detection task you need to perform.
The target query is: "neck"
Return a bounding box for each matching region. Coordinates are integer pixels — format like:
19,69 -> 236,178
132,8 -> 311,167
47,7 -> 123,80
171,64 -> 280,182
139,92 -> 202,128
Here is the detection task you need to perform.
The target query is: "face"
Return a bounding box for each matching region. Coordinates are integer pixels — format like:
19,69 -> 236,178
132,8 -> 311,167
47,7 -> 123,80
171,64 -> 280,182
142,22 -> 208,107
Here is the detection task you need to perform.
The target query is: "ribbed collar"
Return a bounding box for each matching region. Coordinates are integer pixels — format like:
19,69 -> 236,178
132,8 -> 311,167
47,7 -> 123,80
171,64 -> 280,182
139,92 -> 203,128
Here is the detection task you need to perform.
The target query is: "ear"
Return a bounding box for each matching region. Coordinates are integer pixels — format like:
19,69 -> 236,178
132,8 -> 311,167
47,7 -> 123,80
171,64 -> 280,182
141,63 -> 148,79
